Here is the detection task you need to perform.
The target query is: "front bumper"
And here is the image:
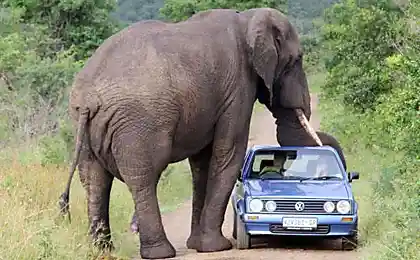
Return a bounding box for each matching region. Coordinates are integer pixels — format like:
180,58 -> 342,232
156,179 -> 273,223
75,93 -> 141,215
241,213 -> 358,237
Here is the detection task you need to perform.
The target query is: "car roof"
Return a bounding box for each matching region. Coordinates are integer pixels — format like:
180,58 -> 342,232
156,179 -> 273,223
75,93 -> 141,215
248,144 -> 338,154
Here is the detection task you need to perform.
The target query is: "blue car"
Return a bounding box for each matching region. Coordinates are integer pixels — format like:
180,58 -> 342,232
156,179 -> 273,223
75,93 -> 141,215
231,145 -> 359,250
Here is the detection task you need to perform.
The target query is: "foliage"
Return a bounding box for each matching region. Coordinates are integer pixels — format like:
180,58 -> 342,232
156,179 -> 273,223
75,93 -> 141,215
319,0 -> 419,259
319,97 -> 419,260
160,0 -> 287,22
0,8 -> 82,147
321,0 -> 407,111
288,0 -> 340,35
2,0 -> 121,60
0,1 -> 120,161
114,0 -> 165,25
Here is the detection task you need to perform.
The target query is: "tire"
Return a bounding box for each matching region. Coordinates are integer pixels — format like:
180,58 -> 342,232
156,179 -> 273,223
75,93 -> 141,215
235,214 -> 251,249
341,233 -> 358,250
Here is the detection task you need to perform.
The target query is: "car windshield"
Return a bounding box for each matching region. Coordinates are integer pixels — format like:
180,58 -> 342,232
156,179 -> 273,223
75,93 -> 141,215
248,149 -> 344,181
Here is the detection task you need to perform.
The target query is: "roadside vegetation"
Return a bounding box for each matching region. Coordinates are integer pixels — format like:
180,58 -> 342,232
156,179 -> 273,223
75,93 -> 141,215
314,1 -> 419,259
0,0 -> 418,259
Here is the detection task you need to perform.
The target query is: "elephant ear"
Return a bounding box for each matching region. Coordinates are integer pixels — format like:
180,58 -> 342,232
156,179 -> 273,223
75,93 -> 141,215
246,9 -> 286,106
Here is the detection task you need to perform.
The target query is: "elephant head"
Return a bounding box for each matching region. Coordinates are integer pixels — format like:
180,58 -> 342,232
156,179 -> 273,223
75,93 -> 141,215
242,8 -> 323,146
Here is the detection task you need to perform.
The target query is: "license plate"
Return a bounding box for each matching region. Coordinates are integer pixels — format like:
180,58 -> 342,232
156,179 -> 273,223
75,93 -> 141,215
282,217 -> 318,229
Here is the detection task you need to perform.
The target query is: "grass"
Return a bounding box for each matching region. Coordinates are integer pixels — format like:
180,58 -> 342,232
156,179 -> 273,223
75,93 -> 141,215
315,71 -> 419,260
0,148 -> 192,260
307,72 -> 326,94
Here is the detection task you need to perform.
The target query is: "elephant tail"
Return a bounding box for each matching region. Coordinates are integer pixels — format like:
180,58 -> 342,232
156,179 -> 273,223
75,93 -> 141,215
58,109 -> 89,223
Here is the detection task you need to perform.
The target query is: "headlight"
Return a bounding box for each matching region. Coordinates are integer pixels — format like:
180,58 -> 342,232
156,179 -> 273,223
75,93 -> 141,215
248,198 -> 263,212
337,200 -> 351,214
323,201 -> 335,213
265,200 -> 277,212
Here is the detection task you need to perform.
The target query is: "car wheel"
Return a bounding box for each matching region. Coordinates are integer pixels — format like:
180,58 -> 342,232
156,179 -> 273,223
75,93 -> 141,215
341,233 -> 358,250
236,214 -> 251,250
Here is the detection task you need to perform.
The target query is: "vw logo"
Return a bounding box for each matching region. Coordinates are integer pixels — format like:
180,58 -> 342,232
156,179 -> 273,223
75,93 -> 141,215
295,201 -> 305,211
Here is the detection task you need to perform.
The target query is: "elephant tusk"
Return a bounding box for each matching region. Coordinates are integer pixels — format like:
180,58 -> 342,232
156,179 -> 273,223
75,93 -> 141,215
295,109 -> 323,146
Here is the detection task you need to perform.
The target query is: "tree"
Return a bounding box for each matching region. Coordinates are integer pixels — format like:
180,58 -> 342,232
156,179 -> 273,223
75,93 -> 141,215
2,0 -> 121,60
321,0 -> 406,111
114,0 -> 165,25
0,1 -> 121,159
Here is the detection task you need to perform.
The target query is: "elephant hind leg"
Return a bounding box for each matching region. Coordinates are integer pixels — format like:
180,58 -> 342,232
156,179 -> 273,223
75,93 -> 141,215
112,131 -> 176,259
79,155 -> 114,250
186,142 -> 213,250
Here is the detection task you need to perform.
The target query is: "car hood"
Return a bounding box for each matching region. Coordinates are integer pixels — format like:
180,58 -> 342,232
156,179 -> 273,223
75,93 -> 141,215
245,179 -> 350,199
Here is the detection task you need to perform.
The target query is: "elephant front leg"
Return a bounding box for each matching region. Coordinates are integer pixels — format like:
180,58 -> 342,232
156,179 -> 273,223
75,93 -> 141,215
186,143 -> 213,249
196,117 -> 250,252
84,160 -> 114,250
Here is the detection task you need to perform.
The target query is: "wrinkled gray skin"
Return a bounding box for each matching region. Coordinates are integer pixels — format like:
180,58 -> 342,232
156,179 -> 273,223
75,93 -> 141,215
59,8 -> 314,259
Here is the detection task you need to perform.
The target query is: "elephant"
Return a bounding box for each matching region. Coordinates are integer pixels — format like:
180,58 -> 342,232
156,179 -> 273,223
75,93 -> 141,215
58,8 -> 322,259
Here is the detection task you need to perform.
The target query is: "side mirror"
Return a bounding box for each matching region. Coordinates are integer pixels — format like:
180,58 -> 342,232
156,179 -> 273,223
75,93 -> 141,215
348,171 -> 360,182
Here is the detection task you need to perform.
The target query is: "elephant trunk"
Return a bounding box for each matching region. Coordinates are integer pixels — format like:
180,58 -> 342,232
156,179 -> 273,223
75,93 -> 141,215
274,107 -> 347,170
275,107 -> 320,147
273,106 -> 323,146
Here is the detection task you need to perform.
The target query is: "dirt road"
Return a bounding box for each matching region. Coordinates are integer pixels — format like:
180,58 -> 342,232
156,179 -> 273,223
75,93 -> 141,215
155,95 -> 361,260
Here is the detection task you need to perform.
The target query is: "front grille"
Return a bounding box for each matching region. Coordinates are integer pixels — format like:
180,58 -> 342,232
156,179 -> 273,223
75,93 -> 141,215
272,200 -> 340,214
270,224 -> 330,234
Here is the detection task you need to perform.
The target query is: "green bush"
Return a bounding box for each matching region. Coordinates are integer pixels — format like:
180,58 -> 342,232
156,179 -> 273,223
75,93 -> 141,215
319,0 -> 419,259
0,1 -> 119,160
321,0 -> 406,111
39,118 -> 74,166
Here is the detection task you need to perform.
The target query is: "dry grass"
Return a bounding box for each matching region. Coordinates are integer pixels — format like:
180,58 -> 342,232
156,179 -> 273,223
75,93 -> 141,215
0,155 -> 192,260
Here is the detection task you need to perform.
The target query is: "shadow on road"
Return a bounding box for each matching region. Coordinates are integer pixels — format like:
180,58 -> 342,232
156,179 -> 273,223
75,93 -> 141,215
247,235 -> 343,251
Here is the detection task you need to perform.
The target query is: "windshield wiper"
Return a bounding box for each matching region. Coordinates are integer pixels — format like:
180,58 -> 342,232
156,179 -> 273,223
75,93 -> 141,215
260,175 -> 283,180
301,176 -> 342,181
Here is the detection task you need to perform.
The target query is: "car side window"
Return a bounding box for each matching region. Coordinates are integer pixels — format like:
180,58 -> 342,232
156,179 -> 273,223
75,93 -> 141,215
250,154 -> 274,177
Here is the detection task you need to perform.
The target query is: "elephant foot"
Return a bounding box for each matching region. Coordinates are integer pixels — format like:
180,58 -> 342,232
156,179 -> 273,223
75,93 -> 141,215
186,234 -> 200,249
140,240 -> 176,259
93,239 -> 114,252
91,232 -> 114,252
196,232 -> 232,253
90,221 -> 114,251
